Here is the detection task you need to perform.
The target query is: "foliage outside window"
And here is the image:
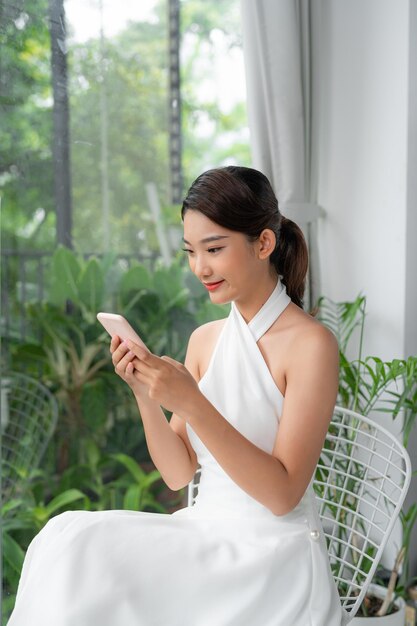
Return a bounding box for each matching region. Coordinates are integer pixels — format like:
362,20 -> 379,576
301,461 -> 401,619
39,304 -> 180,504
0,0 -> 250,257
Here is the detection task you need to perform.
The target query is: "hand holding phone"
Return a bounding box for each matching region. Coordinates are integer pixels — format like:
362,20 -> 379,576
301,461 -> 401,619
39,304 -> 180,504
96,313 -> 149,352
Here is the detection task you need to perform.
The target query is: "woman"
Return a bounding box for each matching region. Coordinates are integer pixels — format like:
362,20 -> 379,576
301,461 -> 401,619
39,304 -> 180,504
8,166 -> 345,626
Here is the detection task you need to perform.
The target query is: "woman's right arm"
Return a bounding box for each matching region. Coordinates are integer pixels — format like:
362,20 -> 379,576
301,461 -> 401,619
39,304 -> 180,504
111,334 -> 198,491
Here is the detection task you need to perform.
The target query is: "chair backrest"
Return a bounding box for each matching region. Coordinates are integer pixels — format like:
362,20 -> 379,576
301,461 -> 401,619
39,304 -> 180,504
187,406 -> 412,620
314,407 -> 411,618
1,372 -> 58,501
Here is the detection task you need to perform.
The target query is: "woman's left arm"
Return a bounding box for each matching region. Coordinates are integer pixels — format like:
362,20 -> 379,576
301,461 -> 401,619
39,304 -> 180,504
125,324 -> 338,516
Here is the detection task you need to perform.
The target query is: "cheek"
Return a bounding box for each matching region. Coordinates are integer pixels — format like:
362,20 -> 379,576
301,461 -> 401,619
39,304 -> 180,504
230,252 -> 257,280
226,250 -> 247,272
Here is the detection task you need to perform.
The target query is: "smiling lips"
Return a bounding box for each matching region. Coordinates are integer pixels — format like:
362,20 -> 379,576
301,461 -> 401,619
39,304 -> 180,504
204,280 -> 224,292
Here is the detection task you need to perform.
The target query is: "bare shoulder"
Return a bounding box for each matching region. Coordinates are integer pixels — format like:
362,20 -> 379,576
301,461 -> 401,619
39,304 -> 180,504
283,304 -> 339,366
189,318 -> 227,345
187,318 -> 228,380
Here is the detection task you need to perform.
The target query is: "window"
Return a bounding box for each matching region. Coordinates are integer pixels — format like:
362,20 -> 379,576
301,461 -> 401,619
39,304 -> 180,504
1,0 -> 249,257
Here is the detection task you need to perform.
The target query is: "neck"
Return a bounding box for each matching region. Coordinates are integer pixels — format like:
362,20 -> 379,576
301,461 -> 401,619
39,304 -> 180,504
234,274 -> 279,323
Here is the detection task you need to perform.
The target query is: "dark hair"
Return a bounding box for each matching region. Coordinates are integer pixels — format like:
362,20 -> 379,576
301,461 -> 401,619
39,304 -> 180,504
181,166 -> 308,309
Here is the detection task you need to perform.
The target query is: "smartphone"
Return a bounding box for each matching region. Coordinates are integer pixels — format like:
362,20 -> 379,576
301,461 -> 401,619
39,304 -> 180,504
96,312 -> 149,351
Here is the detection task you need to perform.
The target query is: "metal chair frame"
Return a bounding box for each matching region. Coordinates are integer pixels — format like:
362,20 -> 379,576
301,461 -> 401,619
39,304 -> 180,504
187,406 -> 412,622
1,372 -> 58,501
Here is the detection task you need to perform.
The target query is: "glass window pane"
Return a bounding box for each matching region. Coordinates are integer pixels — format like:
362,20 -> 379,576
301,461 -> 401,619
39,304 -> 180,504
1,0 -> 55,252
66,0 -> 169,256
181,0 -> 250,188
1,0 -> 250,257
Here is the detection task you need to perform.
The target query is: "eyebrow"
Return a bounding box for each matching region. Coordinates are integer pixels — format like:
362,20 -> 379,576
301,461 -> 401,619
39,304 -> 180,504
182,235 -> 230,245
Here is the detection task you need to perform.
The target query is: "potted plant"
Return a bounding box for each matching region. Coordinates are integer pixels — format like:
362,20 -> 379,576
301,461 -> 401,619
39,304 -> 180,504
317,295 -> 417,622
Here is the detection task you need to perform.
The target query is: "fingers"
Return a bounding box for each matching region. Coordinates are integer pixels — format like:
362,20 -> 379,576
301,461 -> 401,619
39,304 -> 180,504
160,355 -> 184,371
111,338 -> 129,364
114,349 -> 135,377
125,360 -> 135,376
125,340 -> 158,362
110,334 -> 122,354
111,339 -> 137,380
112,337 -> 183,392
110,337 -> 153,383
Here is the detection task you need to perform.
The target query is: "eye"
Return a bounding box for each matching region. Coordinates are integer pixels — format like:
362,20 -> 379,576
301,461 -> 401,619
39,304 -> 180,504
207,247 -> 223,254
182,248 -> 194,255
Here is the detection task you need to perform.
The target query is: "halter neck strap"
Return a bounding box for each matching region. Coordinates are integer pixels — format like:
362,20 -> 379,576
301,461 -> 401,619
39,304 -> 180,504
232,280 -> 291,343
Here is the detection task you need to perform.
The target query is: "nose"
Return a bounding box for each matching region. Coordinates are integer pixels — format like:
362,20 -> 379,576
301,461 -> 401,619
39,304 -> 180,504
193,254 -> 213,281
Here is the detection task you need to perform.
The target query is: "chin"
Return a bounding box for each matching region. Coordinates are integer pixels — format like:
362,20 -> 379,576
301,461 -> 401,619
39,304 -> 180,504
208,288 -> 235,306
208,292 -> 226,303
211,296 -> 232,307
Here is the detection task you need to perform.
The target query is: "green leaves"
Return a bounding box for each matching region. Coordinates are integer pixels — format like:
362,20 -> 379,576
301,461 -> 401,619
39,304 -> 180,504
50,246 -> 82,306
33,489 -> 87,525
112,452 -> 147,483
342,356 -> 409,416
317,294 -> 366,355
78,257 -> 104,317
387,356 -> 417,447
120,264 -> 152,295
111,453 -> 165,512
80,379 -> 109,432
318,295 -> 417,439
3,533 -> 25,575
49,246 -> 104,317
154,262 -> 189,310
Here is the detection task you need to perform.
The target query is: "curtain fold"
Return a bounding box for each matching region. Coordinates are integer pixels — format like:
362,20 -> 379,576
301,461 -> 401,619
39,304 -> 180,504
240,0 -> 322,306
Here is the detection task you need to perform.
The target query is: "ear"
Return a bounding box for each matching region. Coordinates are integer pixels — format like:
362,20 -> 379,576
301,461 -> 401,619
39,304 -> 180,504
258,229 -> 276,260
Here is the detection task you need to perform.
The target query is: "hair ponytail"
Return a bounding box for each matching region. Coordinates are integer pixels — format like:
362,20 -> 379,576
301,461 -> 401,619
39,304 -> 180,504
181,166 -> 309,309
272,217 -> 308,309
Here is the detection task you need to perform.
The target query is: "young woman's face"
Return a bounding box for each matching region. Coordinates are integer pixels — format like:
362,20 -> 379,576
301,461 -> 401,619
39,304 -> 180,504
182,210 -> 269,305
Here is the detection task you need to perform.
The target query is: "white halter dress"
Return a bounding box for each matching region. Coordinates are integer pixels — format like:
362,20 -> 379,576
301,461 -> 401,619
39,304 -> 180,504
8,281 -> 346,626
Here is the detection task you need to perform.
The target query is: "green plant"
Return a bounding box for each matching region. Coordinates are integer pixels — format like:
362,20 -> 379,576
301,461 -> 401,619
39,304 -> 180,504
110,453 -> 167,513
5,245 -> 229,482
57,440 -> 174,514
7,247 -> 223,469
317,294 -> 417,617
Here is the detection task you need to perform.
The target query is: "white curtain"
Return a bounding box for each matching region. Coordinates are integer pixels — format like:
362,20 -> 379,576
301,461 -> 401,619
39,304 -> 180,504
240,0 -> 323,307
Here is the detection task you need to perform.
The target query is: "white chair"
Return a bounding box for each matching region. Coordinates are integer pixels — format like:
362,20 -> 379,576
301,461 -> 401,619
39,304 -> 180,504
1,372 -> 58,501
187,406 -> 412,622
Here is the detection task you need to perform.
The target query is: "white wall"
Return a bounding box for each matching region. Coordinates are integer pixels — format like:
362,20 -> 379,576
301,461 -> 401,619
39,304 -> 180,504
317,0 -> 411,362
315,0 -> 416,571
404,0 -> 417,581
405,0 -> 417,361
